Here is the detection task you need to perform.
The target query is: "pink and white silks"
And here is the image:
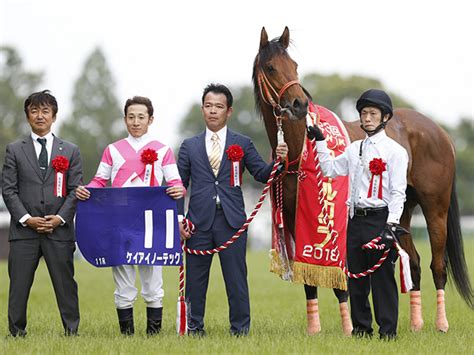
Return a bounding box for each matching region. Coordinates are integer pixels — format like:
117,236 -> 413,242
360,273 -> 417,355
88,134 -> 182,189
86,133 -> 184,309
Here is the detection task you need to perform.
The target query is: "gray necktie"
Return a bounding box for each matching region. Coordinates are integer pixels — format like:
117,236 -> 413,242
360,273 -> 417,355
37,138 -> 48,178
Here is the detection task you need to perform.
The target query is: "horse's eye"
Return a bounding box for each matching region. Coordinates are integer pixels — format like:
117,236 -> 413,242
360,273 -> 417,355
267,65 -> 275,73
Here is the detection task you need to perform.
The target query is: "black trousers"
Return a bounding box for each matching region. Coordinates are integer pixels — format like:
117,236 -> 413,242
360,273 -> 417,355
185,209 -> 250,335
8,238 -> 80,336
347,209 -> 398,336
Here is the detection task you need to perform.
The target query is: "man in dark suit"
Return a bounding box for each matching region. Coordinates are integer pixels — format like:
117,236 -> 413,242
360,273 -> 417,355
1,90 -> 83,337
178,83 -> 288,336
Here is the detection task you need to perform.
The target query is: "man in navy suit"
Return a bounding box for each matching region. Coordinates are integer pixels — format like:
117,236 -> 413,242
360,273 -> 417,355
178,83 -> 288,336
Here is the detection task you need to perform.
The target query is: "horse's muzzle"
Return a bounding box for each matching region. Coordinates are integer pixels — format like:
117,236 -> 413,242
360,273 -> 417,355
284,98 -> 308,120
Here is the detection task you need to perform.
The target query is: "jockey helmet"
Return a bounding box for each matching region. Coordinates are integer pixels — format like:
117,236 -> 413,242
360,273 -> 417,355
356,89 -> 393,119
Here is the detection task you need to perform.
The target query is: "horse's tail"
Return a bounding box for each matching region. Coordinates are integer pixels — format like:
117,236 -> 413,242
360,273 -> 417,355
446,178 -> 473,308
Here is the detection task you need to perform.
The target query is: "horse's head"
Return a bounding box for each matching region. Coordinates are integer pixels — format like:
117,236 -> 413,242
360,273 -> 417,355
252,27 -> 309,122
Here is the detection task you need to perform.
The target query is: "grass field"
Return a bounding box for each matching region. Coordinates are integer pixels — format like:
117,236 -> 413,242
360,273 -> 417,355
0,239 -> 473,354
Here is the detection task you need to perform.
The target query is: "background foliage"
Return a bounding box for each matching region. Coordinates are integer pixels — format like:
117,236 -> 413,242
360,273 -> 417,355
0,46 -> 472,214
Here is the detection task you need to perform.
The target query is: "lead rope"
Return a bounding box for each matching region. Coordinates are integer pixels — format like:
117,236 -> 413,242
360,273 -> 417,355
183,157 -> 282,255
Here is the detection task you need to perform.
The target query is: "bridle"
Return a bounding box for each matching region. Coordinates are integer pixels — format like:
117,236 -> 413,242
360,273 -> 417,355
256,63 -> 300,123
256,57 -> 304,173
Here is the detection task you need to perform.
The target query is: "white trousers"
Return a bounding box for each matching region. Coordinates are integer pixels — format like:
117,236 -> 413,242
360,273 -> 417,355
112,265 -> 164,309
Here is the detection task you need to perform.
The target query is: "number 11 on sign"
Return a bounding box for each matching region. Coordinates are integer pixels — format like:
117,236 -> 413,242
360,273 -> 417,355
144,210 -> 175,249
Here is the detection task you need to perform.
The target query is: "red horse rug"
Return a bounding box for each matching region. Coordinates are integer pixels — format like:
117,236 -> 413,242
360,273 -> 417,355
270,102 -> 350,290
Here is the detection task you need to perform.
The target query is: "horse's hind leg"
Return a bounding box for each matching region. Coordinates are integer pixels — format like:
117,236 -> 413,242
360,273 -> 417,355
399,196 -> 424,331
419,196 -> 449,332
304,285 -> 321,335
333,288 -> 352,336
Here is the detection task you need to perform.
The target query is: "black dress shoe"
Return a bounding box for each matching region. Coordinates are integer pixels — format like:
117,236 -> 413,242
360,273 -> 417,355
64,329 -> 79,336
352,327 -> 373,339
379,333 -> 397,341
6,329 -> 27,339
230,329 -> 249,337
188,328 -> 206,337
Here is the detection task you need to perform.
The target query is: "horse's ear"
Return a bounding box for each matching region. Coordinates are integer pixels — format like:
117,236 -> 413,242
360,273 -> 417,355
260,27 -> 268,50
279,26 -> 290,49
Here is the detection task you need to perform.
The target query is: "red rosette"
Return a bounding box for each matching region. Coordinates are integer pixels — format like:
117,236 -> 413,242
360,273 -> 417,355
226,144 -> 244,162
51,155 -> 69,197
139,148 -> 158,186
367,158 -> 386,199
51,155 -> 69,173
141,148 -> 158,165
369,158 -> 386,175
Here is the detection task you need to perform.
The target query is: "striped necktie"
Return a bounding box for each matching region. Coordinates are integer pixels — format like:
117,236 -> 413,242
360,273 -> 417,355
209,133 -> 221,177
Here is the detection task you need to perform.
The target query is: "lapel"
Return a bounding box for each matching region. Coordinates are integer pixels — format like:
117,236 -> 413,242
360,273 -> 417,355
21,136 -> 43,180
217,128 -> 235,176
45,135 -> 64,180
197,131 -> 215,176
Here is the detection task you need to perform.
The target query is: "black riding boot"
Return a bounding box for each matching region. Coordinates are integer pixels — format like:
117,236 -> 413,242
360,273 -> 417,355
146,307 -> 162,336
117,308 -> 134,335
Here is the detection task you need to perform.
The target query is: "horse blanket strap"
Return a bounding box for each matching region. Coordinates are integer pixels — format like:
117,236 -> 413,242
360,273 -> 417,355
270,102 -> 350,290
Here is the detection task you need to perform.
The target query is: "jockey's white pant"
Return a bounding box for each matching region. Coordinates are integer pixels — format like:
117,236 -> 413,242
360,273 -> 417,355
112,265 -> 163,309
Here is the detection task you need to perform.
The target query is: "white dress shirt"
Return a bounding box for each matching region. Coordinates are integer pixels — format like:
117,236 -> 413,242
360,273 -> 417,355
205,126 -> 227,205
31,131 -> 54,163
205,126 -> 227,158
316,130 -> 408,224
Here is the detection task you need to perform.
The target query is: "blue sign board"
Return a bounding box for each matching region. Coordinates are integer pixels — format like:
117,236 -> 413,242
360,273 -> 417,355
76,187 -> 182,267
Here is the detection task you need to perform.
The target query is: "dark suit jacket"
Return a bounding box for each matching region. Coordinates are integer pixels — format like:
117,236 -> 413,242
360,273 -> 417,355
1,135 -> 83,241
178,129 -> 273,231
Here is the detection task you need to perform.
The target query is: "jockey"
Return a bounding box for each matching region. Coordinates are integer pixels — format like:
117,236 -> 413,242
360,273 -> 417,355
76,96 -> 185,336
308,89 -> 409,340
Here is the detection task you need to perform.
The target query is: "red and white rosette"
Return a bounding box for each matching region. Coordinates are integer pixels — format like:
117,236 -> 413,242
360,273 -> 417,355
226,144 -> 244,187
367,158 -> 386,199
51,155 -> 69,197
140,148 -> 158,186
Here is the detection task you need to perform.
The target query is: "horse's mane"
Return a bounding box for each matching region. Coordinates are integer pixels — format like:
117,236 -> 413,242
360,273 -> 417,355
252,38 -> 312,118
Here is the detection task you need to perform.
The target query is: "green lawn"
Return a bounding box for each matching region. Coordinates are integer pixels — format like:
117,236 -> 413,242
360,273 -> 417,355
0,239 -> 473,354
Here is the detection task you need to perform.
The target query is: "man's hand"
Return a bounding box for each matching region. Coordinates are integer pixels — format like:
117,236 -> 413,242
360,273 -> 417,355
307,125 -> 325,141
179,222 -> 191,241
275,142 -> 288,160
380,223 -> 397,248
44,215 -> 62,231
166,186 -> 185,200
76,185 -> 91,200
26,217 -> 54,234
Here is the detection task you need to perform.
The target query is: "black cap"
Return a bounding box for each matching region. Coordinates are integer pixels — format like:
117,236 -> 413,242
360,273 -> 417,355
356,89 -> 393,118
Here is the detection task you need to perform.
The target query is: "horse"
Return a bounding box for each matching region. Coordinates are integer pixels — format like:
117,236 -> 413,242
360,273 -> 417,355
252,26 -> 473,334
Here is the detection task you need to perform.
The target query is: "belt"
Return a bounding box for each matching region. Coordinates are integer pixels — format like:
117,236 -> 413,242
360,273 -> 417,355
216,202 -> 223,210
353,206 -> 387,217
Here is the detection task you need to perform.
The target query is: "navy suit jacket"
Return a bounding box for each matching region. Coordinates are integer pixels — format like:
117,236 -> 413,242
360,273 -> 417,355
178,129 -> 274,231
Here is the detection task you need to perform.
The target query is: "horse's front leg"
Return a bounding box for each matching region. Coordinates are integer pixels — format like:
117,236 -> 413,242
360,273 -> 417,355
304,285 -> 321,335
333,288 -> 352,336
400,203 -> 424,332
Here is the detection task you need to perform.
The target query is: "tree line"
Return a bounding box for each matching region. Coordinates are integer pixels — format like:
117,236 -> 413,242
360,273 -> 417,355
1,46 -> 472,214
